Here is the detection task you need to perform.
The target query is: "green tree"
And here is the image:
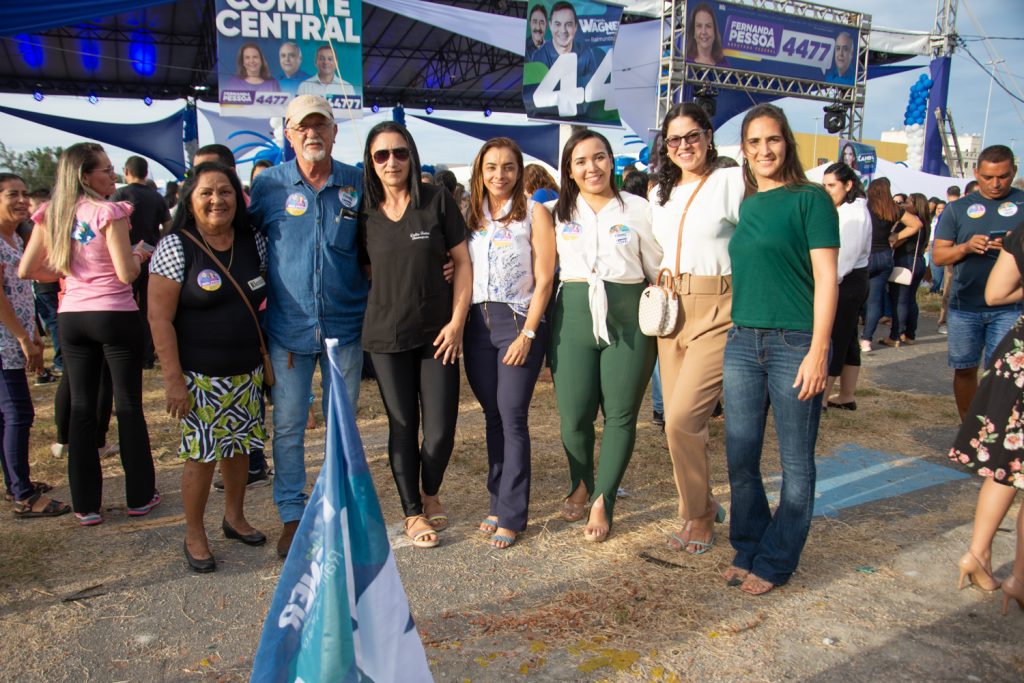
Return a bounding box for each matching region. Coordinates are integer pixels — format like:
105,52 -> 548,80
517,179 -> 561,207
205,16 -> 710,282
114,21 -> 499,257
0,142 -> 64,192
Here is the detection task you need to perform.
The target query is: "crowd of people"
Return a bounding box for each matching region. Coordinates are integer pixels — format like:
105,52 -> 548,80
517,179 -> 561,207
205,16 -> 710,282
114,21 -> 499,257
0,94 -> 1021,606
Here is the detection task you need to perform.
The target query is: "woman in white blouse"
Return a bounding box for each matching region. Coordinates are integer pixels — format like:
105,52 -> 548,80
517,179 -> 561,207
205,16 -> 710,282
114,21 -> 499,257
551,129 -> 663,542
649,103 -> 745,555
463,138 -> 556,549
822,162 -> 871,409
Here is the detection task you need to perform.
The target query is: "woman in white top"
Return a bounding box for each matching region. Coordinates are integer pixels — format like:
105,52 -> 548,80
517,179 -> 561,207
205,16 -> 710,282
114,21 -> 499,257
551,129 -> 663,542
649,103 -> 745,554
822,162 -> 871,409
463,138 -> 556,549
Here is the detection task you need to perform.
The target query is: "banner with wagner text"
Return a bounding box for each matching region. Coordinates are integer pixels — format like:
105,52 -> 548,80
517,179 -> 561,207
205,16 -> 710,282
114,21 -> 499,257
523,0 -> 622,126
215,0 -> 363,119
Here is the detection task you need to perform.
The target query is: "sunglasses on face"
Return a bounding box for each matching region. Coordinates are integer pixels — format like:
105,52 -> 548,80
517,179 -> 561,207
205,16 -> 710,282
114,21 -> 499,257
665,130 -> 706,149
372,147 -> 411,164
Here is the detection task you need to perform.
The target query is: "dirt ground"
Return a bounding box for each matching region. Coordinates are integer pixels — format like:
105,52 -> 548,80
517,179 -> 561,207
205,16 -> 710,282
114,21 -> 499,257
1,307 -> 1022,682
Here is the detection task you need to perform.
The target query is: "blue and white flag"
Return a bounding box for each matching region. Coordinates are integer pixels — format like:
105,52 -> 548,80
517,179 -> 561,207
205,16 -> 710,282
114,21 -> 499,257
251,339 -> 432,683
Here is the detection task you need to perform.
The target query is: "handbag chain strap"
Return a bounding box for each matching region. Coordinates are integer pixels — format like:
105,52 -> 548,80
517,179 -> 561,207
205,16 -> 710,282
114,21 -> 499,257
181,230 -> 269,357
671,174 -> 711,284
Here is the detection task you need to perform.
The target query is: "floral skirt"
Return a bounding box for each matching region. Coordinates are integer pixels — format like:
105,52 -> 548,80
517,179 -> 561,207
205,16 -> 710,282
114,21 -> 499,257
179,368 -> 267,463
948,315 -> 1024,488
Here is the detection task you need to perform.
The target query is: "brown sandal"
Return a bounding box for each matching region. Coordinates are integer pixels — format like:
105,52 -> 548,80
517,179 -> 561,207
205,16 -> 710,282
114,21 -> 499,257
4,481 -> 52,502
404,515 -> 440,548
12,489 -> 71,518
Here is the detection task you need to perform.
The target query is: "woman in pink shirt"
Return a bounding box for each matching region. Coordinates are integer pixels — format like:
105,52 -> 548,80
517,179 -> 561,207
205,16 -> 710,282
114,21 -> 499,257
21,143 -> 158,526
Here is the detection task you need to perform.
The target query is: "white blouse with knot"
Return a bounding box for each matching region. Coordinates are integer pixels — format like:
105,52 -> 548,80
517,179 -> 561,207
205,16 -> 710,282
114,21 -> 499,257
554,192 -> 663,344
467,197 -> 536,316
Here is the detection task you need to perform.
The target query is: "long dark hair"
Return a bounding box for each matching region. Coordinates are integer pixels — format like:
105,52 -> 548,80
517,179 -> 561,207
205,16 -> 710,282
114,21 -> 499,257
655,102 -> 718,206
467,137 -> 527,230
866,176 -> 899,223
362,121 -> 423,210
909,192 -> 932,246
553,129 -> 623,224
170,162 -> 250,238
823,162 -> 864,204
739,103 -> 808,194
685,3 -> 725,64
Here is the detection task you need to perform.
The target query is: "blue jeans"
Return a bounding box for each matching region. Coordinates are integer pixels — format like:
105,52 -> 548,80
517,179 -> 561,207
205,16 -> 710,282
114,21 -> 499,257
0,367 -> 35,500
269,338 -> 362,523
929,260 -> 945,293
862,250 -> 893,342
33,287 -> 61,371
651,358 -> 663,414
887,255 -> 927,340
723,326 -> 824,586
947,307 -> 1021,370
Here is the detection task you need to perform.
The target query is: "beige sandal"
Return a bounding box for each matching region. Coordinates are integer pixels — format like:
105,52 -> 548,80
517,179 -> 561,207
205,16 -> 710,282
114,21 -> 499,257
404,515 -> 440,549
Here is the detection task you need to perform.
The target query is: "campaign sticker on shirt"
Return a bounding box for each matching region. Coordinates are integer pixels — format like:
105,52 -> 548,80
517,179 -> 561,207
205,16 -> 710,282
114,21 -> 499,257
247,275 -> 266,291
72,219 -> 96,245
609,224 -> 632,246
492,229 -> 514,248
560,222 -> 582,241
197,269 -> 222,292
966,203 -> 986,219
285,193 -> 308,216
339,186 -> 359,209
473,226 -> 488,239
998,201 -> 1019,218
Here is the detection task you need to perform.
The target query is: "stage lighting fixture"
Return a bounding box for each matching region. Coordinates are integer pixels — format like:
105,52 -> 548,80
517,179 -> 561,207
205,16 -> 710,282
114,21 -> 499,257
143,96 -> 153,106
88,93 -> 98,105
823,103 -> 847,135
484,108 -> 492,117
693,85 -> 718,119
425,106 -> 434,115
33,91 -> 43,102
371,103 -> 380,113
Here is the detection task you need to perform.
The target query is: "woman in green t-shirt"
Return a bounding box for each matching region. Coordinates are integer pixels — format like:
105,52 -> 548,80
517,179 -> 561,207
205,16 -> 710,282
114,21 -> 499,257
722,104 -> 839,595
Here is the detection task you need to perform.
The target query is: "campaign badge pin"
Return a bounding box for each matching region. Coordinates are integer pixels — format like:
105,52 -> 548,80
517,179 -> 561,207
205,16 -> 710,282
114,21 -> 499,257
561,222 -> 582,241
610,224 -> 631,246
197,269 -> 222,292
339,186 -> 358,208
998,201 -> 1018,218
285,193 -> 308,216
966,203 -> 986,219
493,229 -> 514,248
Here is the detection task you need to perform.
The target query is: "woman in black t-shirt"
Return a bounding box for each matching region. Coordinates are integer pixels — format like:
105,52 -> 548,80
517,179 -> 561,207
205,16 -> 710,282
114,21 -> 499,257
885,193 -> 931,344
358,122 -> 472,549
149,163 -> 269,573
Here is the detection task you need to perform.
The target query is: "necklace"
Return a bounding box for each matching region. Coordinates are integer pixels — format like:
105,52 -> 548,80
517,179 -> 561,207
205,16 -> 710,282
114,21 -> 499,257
198,229 -> 234,270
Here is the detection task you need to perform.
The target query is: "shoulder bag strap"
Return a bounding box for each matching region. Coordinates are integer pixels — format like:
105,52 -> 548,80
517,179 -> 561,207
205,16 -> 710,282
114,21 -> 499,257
180,230 -> 268,356
673,174 -> 711,278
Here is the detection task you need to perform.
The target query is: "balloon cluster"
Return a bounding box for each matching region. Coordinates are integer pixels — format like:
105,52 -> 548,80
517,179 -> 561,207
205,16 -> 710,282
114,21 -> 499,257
904,74 -> 933,171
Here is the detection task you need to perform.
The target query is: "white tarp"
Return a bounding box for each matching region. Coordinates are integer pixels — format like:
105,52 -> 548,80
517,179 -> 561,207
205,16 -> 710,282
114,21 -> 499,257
807,157 -> 969,197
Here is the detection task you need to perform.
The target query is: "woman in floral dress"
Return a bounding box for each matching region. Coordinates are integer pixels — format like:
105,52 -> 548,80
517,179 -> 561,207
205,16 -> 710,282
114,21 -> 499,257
948,224 -> 1024,614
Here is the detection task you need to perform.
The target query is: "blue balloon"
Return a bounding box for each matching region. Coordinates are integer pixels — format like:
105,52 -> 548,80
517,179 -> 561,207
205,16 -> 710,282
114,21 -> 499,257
639,145 -> 650,165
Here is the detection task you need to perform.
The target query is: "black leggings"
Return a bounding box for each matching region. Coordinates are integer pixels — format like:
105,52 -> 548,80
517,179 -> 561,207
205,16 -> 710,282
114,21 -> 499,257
54,359 -> 112,447
370,346 -> 459,517
59,311 -> 155,513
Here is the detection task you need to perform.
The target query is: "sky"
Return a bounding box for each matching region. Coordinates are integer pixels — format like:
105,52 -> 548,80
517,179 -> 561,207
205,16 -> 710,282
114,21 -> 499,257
1,0 -> 1022,183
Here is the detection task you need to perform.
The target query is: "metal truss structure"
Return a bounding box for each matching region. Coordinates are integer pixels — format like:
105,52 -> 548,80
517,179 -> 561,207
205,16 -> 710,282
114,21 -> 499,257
657,0 -> 870,140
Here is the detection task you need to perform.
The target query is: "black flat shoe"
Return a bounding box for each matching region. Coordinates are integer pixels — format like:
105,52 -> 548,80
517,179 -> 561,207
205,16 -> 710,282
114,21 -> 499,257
222,518 -> 267,546
826,401 -> 857,411
184,541 -> 216,573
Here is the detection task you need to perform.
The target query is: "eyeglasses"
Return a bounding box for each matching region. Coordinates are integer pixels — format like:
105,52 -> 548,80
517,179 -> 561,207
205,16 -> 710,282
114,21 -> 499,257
665,130 -> 707,149
288,122 -> 332,135
372,147 -> 411,164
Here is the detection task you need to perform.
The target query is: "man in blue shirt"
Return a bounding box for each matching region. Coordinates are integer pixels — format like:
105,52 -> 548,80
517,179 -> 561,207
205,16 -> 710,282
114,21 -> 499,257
249,94 -> 367,558
825,31 -> 855,85
933,144 -> 1023,419
529,1 -> 601,84
277,42 -> 310,93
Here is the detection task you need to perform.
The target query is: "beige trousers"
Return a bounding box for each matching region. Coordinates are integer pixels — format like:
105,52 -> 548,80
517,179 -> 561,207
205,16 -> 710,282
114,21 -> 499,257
656,274 -> 732,522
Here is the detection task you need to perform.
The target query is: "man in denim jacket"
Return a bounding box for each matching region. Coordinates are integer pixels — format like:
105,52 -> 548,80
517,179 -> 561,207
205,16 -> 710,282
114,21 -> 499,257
249,95 -> 367,558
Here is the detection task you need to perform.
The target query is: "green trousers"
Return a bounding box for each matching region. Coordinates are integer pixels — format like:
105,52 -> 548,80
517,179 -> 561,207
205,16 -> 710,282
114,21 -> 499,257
550,282 -> 657,524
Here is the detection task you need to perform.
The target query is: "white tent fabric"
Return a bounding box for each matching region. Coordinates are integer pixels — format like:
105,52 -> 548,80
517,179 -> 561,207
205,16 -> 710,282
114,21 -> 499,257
807,158 -> 968,197
366,0 -> 525,55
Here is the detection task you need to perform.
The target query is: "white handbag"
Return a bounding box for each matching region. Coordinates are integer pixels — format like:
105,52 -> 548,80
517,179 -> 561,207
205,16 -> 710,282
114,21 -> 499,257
887,220 -> 921,286
639,174 -> 709,337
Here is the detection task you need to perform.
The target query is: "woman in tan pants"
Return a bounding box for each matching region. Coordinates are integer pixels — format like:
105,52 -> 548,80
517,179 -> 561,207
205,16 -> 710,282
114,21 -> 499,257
648,103 -> 745,554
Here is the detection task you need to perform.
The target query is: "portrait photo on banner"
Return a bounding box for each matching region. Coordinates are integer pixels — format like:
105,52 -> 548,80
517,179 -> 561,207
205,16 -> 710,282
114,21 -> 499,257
214,0 -> 364,119
522,0 -> 622,127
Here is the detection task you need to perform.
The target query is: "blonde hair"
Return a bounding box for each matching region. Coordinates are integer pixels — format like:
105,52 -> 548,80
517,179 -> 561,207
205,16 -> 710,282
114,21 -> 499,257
44,142 -> 107,275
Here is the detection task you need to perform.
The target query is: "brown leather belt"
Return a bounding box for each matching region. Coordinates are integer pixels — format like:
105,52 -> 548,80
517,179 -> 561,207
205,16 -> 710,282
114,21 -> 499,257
674,273 -> 732,296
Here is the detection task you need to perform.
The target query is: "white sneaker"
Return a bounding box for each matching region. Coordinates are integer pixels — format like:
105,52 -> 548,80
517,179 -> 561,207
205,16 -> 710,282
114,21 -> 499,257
859,340 -> 872,353
938,324 -> 948,335
50,443 -> 67,458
